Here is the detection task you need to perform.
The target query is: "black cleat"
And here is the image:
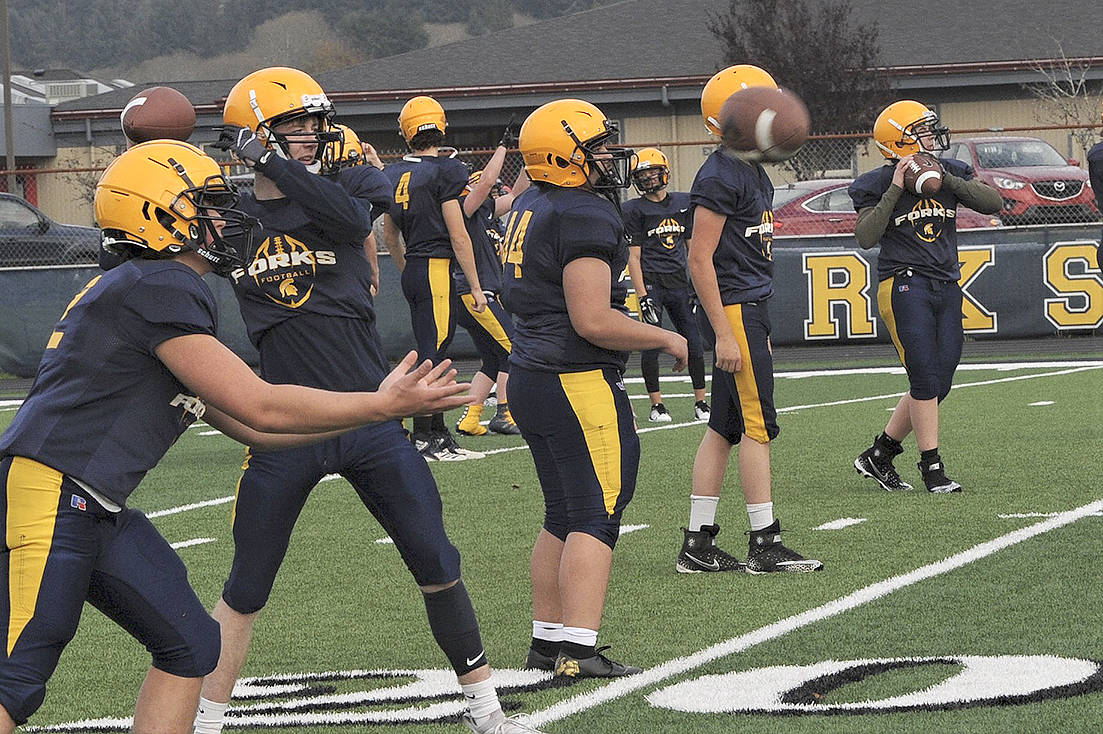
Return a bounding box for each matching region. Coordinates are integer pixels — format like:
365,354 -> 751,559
677,524 -> 745,573
919,456 -> 962,493
553,647 -> 642,680
488,406 -> 522,435
522,647 -> 557,671
746,519 -> 824,573
648,403 -> 672,423
854,446 -> 913,491
694,400 -> 711,421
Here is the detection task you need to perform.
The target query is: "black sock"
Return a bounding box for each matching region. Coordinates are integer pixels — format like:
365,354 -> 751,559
496,401 -> 509,415
920,448 -> 940,466
560,640 -> 596,660
413,416 -> 433,436
423,581 -> 486,675
530,637 -> 559,657
877,432 -> 903,455
431,412 -> 446,432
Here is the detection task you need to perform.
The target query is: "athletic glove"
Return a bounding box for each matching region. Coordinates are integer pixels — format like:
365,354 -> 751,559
498,115 -> 520,148
213,125 -> 271,167
638,294 -> 661,325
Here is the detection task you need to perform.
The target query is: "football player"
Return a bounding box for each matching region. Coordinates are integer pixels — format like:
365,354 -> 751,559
678,65 -> 824,575
195,69 -> 541,734
503,99 -> 687,681
382,96 -> 486,460
850,101 -> 1001,493
623,147 -> 710,423
0,141 -> 469,733
454,123 -> 531,438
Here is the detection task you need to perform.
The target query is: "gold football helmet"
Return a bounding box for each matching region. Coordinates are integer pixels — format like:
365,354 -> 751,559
223,67 -> 338,169
398,96 -> 447,146
630,147 -> 670,194
874,100 -> 950,160
519,98 -> 632,194
322,124 -> 365,174
701,64 -> 777,136
95,141 -> 252,275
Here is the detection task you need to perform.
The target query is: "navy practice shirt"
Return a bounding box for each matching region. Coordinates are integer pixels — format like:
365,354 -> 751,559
622,191 -> 693,286
849,158 -> 976,281
229,155 -> 392,392
454,196 -> 504,296
383,154 -> 469,259
690,150 -> 775,304
501,185 -> 630,373
0,260 -> 216,505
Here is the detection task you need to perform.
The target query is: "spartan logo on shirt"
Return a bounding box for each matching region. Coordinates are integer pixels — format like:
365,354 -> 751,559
893,198 -> 956,243
744,210 -> 775,260
229,234 -> 337,308
648,218 -> 686,249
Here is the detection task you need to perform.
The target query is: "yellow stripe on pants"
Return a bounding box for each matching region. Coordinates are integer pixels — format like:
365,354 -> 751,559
878,277 -> 906,366
724,303 -> 769,444
428,258 -> 453,350
558,370 -> 622,515
460,293 -> 513,352
5,457 -> 63,656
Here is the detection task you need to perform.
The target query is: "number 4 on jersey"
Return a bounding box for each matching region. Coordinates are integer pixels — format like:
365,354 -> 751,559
501,210 -> 532,278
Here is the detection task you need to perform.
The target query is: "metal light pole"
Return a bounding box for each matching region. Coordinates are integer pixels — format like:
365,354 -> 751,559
1,0 -> 15,194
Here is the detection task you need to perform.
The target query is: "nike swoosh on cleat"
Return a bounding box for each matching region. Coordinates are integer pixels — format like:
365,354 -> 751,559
683,553 -> 720,571
466,652 -> 485,666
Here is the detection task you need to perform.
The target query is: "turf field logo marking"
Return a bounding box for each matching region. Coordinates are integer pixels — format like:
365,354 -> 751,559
645,655 -> 1103,714
523,498 -> 1103,728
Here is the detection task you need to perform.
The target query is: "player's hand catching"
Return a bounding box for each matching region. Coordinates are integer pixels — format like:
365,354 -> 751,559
891,154 -> 915,189
379,352 -> 470,417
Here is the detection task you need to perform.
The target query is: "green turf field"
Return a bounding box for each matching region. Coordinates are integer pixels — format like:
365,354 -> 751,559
5,356 -> 1102,733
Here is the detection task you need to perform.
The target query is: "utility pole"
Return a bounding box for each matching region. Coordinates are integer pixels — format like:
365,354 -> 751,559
1,0 -> 15,194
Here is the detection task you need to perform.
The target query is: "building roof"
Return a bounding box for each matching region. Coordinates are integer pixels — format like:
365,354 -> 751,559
53,0 -> 1103,117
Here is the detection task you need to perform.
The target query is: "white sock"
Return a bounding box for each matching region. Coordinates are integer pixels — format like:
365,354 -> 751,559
689,495 -> 719,531
193,697 -> 228,734
561,626 -> 598,647
532,620 -> 563,642
460,677 -> 502,726
746,501 -> 774,531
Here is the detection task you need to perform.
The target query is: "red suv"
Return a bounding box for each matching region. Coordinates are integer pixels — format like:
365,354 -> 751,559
944,136 -> 1099,225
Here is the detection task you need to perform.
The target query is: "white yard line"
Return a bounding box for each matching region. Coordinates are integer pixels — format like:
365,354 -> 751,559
526,498 -> 1103,728
169,537 -> 216,550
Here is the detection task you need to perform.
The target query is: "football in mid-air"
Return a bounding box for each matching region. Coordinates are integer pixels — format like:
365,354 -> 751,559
121,86 -> 196,143
902,152 -> 944,196
718,87 -> 810,162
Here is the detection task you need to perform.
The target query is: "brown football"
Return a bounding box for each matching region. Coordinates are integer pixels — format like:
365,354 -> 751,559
902,152 -> 944,196
718,86 -> 810,162
121,86 -> 196,144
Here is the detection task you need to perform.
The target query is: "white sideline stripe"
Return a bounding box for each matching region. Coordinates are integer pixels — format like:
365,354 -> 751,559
619,523 -> 649,536
1000,511 -> 1103,518
526,498 -> 1103,728
815,518 -> 866,530
169,537 -> 215,550
484,365 -> 1103,457
1028,400 -> 1055,406
146,495 -> 234,519
375,536 -> 394,544
197,430 -> 222,436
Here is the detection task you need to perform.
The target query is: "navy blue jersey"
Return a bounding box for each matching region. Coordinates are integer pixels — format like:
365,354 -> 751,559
229,155 -> 390,391
622,191 -> 693,280
383,155 -> 469,259
0,260 -> 215,505
500,185 -> 630,372
690,150 -> 775,304
454,196 -> 503,295
849,158 -> 976,281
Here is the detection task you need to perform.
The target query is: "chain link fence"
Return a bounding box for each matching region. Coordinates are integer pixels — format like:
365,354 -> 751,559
3,125 -> 1100,266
